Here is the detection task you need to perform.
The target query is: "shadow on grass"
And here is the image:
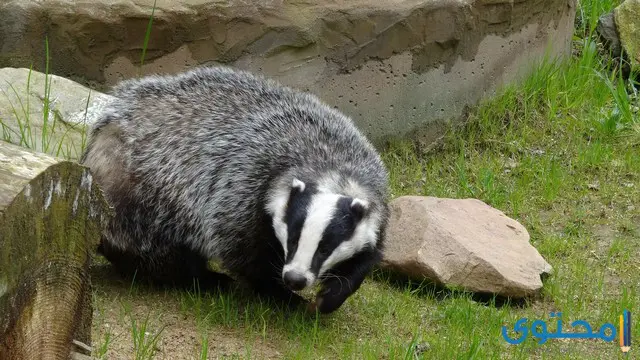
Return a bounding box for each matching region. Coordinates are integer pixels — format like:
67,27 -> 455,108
370,267 -> 543,309
89,255 -> 549,343
89,260 -> 324,330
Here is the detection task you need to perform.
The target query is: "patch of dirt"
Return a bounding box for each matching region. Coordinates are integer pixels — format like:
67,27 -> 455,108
591,223 -> 617,254
90,265 -> 283,359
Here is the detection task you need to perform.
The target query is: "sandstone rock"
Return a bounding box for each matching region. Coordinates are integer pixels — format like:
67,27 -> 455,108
614,0 -> 640,69
0,0 -> 576,148
0,67 -> 113,160
381,196 -> 552,298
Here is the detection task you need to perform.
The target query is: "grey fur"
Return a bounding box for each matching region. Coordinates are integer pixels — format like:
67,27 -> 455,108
81,65 -> 390,312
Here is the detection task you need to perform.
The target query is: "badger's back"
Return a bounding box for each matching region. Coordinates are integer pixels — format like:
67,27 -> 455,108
82,66 -> 388,263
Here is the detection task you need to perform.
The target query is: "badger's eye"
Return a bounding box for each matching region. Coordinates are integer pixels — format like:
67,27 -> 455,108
317,242 -> 331,256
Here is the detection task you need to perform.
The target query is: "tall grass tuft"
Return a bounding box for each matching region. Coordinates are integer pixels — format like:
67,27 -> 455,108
0,36 -> 91,160
139,0 -> 157,74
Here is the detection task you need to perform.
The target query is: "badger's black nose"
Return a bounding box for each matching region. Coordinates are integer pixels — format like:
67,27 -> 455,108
283,271 -> 307,291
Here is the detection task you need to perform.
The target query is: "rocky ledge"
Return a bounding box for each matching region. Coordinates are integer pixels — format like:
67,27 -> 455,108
1,0 -> 576,148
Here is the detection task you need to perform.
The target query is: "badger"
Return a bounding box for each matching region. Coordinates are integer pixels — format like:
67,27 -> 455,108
80,65 -> 390,314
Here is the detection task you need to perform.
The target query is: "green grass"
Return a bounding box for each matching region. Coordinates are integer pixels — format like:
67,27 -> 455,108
129,311 -> 165,360
139,0 -> 157,72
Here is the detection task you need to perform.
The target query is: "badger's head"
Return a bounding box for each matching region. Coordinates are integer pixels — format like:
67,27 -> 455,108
267,177 -> 383,301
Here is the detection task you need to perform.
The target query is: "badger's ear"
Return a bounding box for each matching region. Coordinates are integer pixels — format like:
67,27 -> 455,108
291,178 -> 306,192
350,198 -> 369,221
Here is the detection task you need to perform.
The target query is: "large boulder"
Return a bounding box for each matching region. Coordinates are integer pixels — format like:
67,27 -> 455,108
0,0 -> 577,148
380,196 -> 552,298
0,68 -> 113,160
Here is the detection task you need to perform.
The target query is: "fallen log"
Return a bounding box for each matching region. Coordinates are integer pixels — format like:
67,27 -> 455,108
0,140 -> 112,360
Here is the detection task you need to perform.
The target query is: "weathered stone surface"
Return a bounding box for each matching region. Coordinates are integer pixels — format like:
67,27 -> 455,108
381,196 -> 552,298
0,68 -> 114,160
597,12 -> 623,57
614,0 -> 640,69
0,0 -> 576,148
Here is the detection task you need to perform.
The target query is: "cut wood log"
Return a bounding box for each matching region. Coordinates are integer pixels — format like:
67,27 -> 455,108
0,140 -> 112,360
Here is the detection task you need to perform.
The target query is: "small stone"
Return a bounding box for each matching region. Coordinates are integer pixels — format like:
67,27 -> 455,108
414,342 -> 430,356
504,158 -> 519,169
380,196 -> 552,298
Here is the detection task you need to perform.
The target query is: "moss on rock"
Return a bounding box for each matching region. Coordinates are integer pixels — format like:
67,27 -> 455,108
0,141 -> 112,359
615,0 -> 640,70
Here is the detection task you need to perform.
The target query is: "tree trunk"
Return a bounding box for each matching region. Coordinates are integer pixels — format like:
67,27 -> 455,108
0,140 -> 112,360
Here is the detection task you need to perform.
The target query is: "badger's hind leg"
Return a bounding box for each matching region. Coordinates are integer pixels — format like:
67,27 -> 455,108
82,122 -> 234,292
97,240 -> 234,292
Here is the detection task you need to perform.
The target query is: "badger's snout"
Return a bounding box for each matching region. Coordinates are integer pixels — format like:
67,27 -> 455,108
283,270 -> 308,291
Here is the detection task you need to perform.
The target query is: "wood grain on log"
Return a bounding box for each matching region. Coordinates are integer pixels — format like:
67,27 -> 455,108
0,140 -> 112,360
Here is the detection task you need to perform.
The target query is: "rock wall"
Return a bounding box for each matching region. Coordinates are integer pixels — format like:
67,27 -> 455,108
0,0 -> 577,148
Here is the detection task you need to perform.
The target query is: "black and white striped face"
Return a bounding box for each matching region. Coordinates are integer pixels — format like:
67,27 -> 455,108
268,178 -> 380,291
